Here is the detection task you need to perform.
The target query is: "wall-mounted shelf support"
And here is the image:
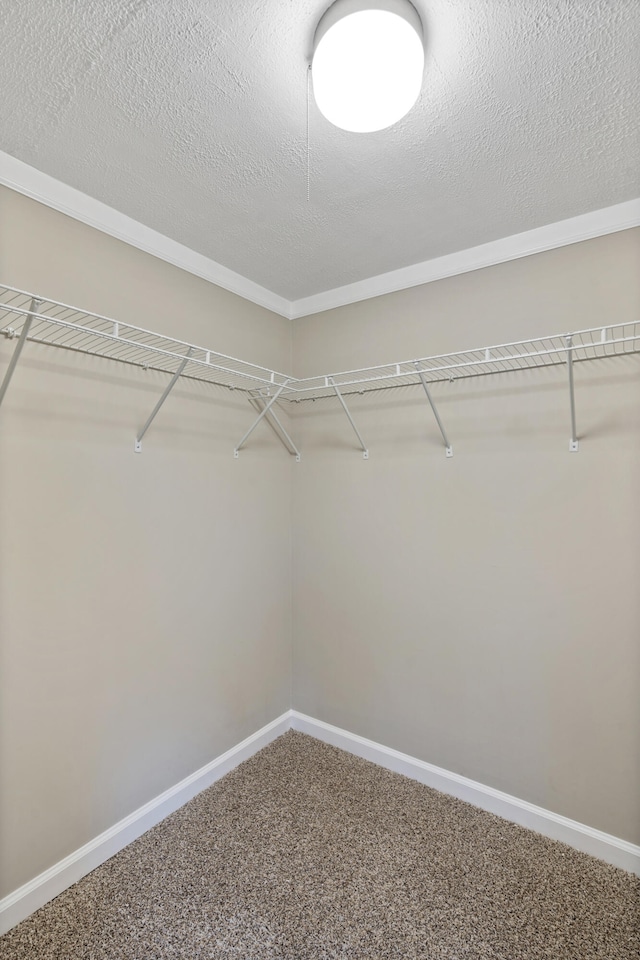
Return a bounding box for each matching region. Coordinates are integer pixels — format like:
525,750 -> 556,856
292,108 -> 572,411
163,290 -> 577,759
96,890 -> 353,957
329,377 -> 369,459
0,297 -> 42,410
414,362 -> 453,457
234,381 -> 289,457
249,392 -> 301,461
565,335 -> 579,453
134,348 -> 193,452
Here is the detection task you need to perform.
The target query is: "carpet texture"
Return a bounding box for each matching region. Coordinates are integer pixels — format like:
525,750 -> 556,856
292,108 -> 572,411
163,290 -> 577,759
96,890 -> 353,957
1,730 -> 638,959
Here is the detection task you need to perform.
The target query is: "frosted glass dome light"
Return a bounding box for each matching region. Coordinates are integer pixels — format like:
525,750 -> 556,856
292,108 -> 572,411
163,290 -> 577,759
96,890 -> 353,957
312,0 -> 424,133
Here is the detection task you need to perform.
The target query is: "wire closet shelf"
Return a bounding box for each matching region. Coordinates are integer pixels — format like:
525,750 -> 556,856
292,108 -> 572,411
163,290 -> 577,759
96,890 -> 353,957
0,284 -> 292,394
285,325 -> 640,401
1,283 -> 639,457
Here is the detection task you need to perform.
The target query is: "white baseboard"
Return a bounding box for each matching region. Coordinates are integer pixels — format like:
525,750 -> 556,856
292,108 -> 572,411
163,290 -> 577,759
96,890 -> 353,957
0,711 -> 292,936
291,710 -> 640,877
3,708 -> 638,936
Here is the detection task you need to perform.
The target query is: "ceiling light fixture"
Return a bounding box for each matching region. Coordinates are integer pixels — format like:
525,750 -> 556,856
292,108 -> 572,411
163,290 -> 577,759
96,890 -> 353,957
312,0 -> 425,133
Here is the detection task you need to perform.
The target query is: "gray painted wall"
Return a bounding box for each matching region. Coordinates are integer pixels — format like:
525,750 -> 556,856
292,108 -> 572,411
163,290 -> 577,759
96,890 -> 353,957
292,229 -> 640,845
0,188 -> 293,897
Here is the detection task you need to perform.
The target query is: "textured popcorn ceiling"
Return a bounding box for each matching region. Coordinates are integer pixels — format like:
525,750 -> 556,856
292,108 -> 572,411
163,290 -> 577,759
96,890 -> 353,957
0,0 -> 638,300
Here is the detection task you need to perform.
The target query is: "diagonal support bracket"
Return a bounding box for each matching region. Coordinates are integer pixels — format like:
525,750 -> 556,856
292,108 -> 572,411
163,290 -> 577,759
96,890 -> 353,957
0,297 -> 42,410
566,335 -> 579,452
414,363 -> 453,457
234,381 -> 289,457
329,377 -> 368,458
248,392 -> 301,461
134,347 -> 193,452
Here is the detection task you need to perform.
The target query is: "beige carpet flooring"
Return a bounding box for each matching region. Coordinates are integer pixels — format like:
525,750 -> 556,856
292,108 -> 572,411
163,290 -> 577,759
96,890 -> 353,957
1,730 -> 638,959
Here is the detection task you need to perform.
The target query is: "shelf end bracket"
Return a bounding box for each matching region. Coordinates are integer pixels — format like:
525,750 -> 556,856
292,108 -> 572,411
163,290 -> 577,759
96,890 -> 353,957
134,347 -> 193,452
329,378 -> 369,458
0,297 -> 42,410
414,363 -> 453,457
566,335 -> 579,453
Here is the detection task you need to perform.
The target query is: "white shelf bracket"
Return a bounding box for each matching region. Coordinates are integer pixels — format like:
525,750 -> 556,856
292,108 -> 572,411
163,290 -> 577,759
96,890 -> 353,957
0,297 -> 42,410
329,378 -> 369,458
565,335 -> 579,453
134,347 -> 193,453
414,363 -> 453,457
234,381 -> 289,457
248,393 -> 302,461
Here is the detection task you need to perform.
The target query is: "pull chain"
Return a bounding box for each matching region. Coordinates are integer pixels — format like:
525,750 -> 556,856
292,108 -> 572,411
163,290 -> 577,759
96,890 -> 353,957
306,64 -> 311,203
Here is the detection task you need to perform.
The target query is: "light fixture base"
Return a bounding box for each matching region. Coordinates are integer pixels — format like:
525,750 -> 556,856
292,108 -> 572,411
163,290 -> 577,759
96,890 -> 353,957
312,0 -> 425,133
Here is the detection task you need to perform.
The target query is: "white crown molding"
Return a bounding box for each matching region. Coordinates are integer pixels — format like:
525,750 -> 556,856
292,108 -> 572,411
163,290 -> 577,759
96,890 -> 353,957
289,199 -> 640,318
0,151 -> 292,319
0,710 -> 293,936
2,151 -> 638,323
291,711 -> 640,876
